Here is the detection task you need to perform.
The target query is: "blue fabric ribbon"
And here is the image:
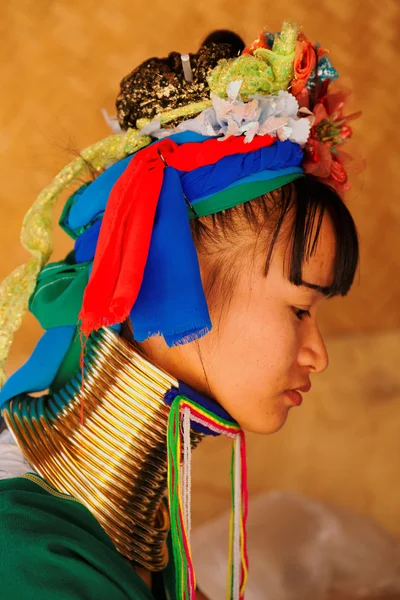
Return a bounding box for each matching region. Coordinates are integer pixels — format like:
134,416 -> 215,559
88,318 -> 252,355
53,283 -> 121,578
66,154 -> 133,234
182,139 -> 302,201
130,167 -> 211,345
0,326 -> 75,408
74,220 -> 102,263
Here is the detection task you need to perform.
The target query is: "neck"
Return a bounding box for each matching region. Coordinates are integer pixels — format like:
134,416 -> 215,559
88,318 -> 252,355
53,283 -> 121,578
3,328 -> 206,571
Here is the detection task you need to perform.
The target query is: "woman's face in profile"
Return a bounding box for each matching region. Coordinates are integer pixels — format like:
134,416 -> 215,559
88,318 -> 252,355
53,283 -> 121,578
142,212 -> 336,434
195,212 -> 335,434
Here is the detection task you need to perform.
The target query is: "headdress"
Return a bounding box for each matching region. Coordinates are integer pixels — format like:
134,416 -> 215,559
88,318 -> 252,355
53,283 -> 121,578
0,20 -> 360,600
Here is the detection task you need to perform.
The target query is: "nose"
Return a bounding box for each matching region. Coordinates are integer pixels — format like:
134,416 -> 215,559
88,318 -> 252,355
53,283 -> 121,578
297,322 -> 329,374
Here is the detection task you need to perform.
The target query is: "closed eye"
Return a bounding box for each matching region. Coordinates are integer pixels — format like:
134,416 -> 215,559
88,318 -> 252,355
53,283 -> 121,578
292,307 -> 311,321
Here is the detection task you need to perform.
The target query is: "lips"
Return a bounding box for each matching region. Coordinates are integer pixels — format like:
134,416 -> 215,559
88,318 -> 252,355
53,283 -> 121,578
283,382 -> 311,407
284,389 -> 304,406
295,383 -> 312,393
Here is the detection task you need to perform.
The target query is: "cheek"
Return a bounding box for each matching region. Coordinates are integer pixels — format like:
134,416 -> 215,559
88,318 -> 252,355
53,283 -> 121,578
200,298 -> 301,431
222,296 -> 298,370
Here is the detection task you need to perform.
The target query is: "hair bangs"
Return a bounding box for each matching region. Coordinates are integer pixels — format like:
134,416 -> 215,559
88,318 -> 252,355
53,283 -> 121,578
191,174 -> 359,304
281,176 -> 359,297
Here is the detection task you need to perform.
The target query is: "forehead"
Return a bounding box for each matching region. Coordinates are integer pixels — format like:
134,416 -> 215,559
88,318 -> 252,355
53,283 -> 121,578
284,212 -> 337,289
304,213 -> 336,286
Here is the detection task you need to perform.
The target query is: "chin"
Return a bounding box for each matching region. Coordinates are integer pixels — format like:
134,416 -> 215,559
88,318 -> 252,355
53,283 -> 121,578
239,410 -> 290,435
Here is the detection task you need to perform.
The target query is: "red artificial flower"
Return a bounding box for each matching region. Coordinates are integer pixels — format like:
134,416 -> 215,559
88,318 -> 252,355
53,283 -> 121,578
302,88 -> 362,196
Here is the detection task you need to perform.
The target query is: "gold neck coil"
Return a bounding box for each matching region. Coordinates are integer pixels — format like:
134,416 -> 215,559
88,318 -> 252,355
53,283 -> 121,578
3,328 -> 202,571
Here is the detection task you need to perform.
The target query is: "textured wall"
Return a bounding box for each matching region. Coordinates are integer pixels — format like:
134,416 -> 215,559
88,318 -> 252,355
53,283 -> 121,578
1,0 -> 400,540
1,0 -> 399,356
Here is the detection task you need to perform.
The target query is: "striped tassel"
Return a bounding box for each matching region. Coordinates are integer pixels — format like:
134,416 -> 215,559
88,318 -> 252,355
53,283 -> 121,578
227,431 -> 249,600
166,395 -> 248,600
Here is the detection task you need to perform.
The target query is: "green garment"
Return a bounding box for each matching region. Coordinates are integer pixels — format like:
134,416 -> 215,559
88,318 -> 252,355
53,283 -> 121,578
0,474 -> 174,600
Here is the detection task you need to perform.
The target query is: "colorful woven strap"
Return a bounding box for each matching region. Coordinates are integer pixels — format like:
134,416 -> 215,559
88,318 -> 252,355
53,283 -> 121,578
167,395 -> 248,600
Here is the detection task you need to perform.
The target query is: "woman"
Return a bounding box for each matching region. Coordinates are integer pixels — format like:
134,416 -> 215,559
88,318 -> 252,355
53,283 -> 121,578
0,20 -> 359,600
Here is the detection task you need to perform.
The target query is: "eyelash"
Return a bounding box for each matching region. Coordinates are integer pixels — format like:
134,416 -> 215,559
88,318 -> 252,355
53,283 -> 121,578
292,307 -> 311,321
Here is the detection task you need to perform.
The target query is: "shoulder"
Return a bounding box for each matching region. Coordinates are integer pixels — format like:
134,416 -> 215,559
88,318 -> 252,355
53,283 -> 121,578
0,474 -> 153,600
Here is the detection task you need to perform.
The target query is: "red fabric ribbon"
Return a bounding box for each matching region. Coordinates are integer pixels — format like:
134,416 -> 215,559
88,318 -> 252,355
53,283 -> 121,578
79,135 -> 275,336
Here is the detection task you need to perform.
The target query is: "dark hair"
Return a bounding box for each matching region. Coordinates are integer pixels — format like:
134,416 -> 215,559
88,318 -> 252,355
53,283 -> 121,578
201,30 -> 245,55
190,175 -> 359,305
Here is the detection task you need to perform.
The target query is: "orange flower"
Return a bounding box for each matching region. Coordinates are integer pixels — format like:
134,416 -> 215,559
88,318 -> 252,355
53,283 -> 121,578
290,33 -> 316,96
243,28 -> 269,55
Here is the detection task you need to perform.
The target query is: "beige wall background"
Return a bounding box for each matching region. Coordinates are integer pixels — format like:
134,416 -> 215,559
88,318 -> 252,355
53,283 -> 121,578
0,0 -> 399,536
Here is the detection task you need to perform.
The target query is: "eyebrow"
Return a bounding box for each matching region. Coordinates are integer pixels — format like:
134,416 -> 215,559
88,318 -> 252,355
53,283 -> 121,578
300,281 -> 333,297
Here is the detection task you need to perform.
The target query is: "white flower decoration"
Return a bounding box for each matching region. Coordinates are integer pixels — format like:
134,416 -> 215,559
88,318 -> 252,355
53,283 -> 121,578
138,82 -> 313,146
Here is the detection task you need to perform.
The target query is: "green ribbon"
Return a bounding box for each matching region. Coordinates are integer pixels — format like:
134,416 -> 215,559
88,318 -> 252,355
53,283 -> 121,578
189,172 -> 303,218
29,253 -> 90,330
49,327 -> 82,393
59,183 -> 90,240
